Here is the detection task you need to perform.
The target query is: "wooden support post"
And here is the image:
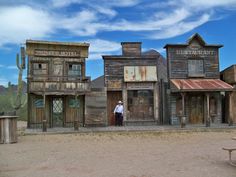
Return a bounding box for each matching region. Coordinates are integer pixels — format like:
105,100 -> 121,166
180,92 -> 186,128
122,83 -> 127,126
74,93 -> 79,131
42,93 -> 47,132
206,93 -> 210,127
229,92 -> 233,126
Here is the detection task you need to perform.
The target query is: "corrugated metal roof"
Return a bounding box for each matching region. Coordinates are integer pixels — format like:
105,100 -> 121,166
171,79 -> 233,92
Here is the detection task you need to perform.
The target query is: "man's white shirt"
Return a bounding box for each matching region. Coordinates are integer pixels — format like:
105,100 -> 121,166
114,105 -> 124,114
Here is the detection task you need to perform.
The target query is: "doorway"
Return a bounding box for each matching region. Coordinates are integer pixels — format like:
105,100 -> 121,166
52,97 -> 63,127
107,91 -> 122,125
189,95 -> 204,124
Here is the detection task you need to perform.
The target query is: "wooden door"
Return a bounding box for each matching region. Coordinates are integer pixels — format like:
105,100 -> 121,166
52,97 -> 63,127
189,95 -> 204,124
107,91 -> 122,125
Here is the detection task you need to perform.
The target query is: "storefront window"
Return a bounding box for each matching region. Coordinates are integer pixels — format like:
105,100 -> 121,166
127,90 -> 154,120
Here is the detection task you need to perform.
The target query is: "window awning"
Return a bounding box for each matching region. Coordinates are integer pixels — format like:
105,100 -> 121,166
170,79 -> 233,92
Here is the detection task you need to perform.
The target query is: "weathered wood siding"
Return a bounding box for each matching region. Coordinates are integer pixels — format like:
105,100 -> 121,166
169,92 -> 222,125
26,40 -> 90,128
85,89 -> 107,126
0,116 -> 17,144
104,58 -> 158,91
221,65 -> 236,84
167,46 -> 220,79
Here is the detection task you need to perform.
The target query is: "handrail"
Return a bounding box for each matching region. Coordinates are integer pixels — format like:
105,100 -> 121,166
27,75 -> 91,82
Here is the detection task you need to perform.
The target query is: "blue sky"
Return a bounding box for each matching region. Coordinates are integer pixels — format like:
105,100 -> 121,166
0,0 -> 236,86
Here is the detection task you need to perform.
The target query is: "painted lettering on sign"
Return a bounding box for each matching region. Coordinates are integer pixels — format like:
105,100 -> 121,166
176,50 -> 216,56
34,50 -> 80,57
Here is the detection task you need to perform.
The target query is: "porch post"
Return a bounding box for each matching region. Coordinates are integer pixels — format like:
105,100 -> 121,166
180,92 -> 186,128
74,93 -> 79,131
229,91 -> 233,126
206,93 -> 210,127
122,83 -> 127,125
42,93 -> 47,132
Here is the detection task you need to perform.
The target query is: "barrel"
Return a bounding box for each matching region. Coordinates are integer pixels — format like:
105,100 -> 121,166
0,116 -> 18,144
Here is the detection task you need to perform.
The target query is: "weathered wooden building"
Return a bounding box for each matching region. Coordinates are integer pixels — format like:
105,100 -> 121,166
164,33 -> 233,126
103,42 -> 167,126
26,40 -> 90,129
221,65 -> 236,124
84,76 -> 107,126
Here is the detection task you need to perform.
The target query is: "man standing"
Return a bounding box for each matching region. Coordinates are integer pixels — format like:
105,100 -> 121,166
113,101 -> 124,126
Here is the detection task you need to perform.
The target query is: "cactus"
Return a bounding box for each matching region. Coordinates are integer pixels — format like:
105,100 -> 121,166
12,47 -> 26,110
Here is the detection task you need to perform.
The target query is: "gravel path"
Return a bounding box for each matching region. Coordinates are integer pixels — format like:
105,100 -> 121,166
1,129 -> 236,177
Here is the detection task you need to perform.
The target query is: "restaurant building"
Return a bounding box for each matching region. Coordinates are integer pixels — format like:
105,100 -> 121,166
103,42 -> 167,126
164,33 -> 233,126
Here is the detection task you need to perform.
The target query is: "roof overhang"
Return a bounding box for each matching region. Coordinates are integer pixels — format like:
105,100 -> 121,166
170,79 -> 233,92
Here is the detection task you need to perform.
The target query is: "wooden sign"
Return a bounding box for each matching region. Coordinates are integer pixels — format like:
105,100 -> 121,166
34,50 -> 80,57
107,80 -> 122,89
124,66 -> 157,82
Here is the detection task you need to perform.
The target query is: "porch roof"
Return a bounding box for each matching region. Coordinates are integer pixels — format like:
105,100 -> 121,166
170,79 -> 233,92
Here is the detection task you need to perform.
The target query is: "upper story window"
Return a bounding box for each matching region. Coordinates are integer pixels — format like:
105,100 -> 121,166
33,63 -> 47,75
68,64 -> 81,77
188,59 -> 204,77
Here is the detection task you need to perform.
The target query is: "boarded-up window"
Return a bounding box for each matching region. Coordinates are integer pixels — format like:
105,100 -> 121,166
33,63 -> 47,75
188,60 -> 204,77
127,90 -> 154,120
68,64 -> 81,76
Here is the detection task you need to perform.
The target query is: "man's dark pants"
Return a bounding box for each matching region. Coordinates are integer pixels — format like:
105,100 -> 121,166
115,112 -> 122,126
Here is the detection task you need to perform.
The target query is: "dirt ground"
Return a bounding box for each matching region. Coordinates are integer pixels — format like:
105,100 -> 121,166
0,122 -> 236,177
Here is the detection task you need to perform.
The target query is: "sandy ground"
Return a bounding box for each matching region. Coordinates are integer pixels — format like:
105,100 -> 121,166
0,122 -> 236,177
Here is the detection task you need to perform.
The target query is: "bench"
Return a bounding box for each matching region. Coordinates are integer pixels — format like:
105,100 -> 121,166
222,147 -> 236,166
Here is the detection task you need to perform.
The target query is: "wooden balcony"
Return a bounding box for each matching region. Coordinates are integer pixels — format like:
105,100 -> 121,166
28,76 -> 91,94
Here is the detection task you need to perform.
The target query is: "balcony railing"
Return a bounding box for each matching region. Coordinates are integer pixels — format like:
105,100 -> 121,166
28,75 -> 91,93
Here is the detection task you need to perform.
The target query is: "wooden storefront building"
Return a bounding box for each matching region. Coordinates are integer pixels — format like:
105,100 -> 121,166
221,65 -> 236,124
164,33 -> 233,126
26,40 -> 90,129
103,42 -> 167,126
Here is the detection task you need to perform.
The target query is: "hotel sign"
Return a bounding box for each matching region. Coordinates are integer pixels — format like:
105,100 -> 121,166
34,50 -> 80,57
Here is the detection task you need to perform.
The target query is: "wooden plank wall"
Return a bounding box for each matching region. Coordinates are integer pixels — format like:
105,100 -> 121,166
104,58 -> 158,90
85,89 -> 107,126
168,47 -> 220,79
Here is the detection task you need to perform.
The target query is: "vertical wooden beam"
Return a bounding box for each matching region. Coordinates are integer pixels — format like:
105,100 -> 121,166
180,92 -> 186,128
153,82 -> 159,124
122,83 -> 127,125
206,93 -> 210,127
74,93 -> 79,131
42,93 -> 47,132
229,91 -> 233,126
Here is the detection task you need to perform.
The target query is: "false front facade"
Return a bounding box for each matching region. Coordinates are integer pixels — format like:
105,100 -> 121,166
26,40 -> 90,129
164,34 -> 233,126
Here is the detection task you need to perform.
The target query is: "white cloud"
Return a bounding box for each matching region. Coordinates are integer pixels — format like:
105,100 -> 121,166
87,39 -> 121,53
150,13 -> 211,39
0,0 -> 235,47
6,65 -> 18,69
0,6 -> 54,46
86,39 -> 121,60
0,64 -> 4,68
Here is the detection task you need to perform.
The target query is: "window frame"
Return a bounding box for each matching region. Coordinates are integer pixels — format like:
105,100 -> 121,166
188,59 -> 205,77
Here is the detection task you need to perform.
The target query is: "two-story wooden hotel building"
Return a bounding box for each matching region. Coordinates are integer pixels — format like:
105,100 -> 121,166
26,40 -> 90,129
